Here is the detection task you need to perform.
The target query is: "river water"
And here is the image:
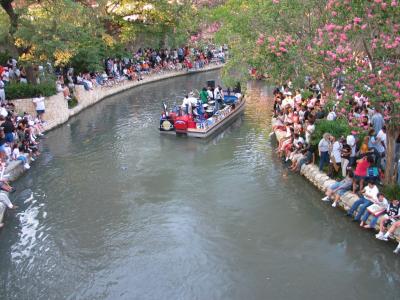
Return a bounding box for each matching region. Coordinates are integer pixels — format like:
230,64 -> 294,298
0,71 -> 399,300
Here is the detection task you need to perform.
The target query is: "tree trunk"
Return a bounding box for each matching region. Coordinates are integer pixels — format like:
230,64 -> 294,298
0,0 -> 18,36
384,128 -> 400,185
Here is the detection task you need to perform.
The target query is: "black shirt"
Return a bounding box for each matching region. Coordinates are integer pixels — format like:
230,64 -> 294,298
2,120 -> 15,134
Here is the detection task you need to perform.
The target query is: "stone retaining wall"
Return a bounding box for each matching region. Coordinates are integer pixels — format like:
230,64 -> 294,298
273,119 -> 400,245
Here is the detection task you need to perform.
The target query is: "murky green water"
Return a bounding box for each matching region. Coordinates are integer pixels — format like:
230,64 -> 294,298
0,71 -> 399,300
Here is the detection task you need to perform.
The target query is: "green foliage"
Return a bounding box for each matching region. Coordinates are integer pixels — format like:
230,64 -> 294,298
5,81 -> 56,100
301,90 -> 313,100
382,185 -> 400,200
310,118 -> 351,146
68,96 -> 78,109
0,50 -> 10,65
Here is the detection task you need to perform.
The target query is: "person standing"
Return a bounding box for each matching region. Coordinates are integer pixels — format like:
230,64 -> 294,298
32,94 -> 46,122
328,136 -> 342,178
199,88 -> 208,104
371,108 -> 384,134
0,79 -> 5,104
318,133 -> 331,171
346,132 -> 357,167
341,140 -> 351,177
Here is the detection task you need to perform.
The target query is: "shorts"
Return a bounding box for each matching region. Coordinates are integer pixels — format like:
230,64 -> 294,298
354,175 -> 366,181
36,110 -> 45,115
329,182 -> 342,190
337,189 -> 349,196
384,219 -> 395,228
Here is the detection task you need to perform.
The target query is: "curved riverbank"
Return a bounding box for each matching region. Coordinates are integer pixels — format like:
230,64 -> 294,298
272,119 -> 400,250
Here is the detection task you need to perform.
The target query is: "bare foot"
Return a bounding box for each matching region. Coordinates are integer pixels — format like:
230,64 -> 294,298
0,223 -> 4,228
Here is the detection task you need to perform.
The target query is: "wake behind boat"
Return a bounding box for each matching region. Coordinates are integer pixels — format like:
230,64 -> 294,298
159,81 -> 245,138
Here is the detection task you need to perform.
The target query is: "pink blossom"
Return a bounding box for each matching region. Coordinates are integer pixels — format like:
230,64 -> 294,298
279,47 -> 288,53
360,24 -> 367,30
381,2 -> 387,9
392,1 -> 398,7
344,24 -> 352,31
272,0 -> 280,3
276,52 -> 282,57
353,17 -> 361,24
374,0 -> 382,3
340,33 -> 348,41
332,11 -> 337,16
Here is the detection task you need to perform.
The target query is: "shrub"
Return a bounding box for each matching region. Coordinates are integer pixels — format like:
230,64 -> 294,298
301,89 -> 313,100
5,81 -> 57,100
67,96 -> 78,109
382,184 -> 400,200
310,118 -> 351,146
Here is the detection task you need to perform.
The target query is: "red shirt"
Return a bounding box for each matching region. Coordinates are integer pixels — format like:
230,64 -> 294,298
354,159 -> 369,177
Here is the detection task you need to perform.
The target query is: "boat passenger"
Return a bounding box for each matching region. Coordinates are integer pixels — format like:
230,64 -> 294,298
207,86 -> 214,100
199,88 -> 208,104
181,95 -> 191,115
214,85 -> 223,107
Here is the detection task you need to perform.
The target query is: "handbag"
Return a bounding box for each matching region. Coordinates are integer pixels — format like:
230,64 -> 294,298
367,204 -> 386,217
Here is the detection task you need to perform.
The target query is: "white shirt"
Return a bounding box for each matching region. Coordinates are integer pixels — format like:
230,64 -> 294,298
331,141 -> 342,163
33,96 -> 45,110
364,185 -> 379,202
346,135 -> 356,157
12,148 -> 21,160
207,90 -> 213,99
294,136 -> 304,148
327,111 -> 336,121
305,124 -> 315,144
375,197 -> 389,208
0,107 -> 8,117
182,97 -> 191,108
376,130 -> 387,149
214,88 -> 222,100
188,96 -> 198,106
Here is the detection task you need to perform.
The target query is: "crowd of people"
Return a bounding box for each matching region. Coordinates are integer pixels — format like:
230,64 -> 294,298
272,79 -> 400,254
52,46 -> 226,101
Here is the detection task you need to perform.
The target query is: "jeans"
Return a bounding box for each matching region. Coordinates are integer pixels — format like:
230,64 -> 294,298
17,156 -> 27,164
319,151 -> 329,171
0,193 -> 12,208
341,158 -> 349,177
348,196 -> 373,221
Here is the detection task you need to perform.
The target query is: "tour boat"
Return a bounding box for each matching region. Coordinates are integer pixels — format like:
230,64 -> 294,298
159,93 -> 245,138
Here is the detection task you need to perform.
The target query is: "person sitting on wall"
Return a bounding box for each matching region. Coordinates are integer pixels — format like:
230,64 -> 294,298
0,192 -> 18,228
322,170 -> 354,207
376,199 -> 400,240
346,180 -> 379,221
359,192 -> 388,228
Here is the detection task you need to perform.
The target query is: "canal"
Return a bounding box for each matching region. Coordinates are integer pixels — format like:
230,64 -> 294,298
0,70 -> 399,300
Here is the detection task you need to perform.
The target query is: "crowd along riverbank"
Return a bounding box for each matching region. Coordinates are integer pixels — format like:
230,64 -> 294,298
0,64 -> 223,226
272,119 -> 400,253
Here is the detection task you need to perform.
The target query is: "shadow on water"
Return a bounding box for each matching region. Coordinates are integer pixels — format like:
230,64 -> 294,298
0,71 -> 399,300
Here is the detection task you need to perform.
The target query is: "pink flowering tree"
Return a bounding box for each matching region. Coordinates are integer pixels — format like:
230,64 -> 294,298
213,0 -> 399,183
310,0 -> 400,184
